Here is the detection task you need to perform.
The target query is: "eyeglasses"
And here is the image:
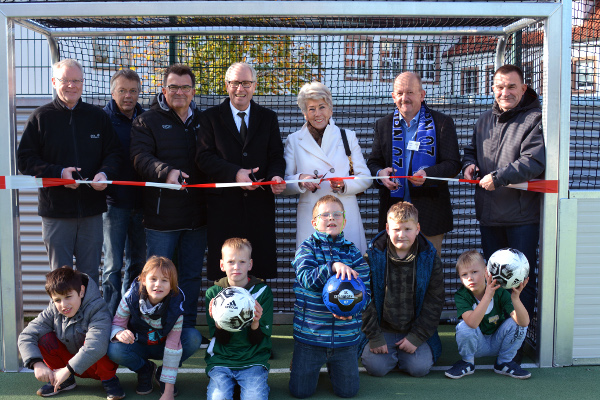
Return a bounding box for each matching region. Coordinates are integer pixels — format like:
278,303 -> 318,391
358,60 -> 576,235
55,78 -> 84,85
117,89 -> 139,95
315,211 -> 345,220
227,80 -> 255,88
166,85 -> 193,93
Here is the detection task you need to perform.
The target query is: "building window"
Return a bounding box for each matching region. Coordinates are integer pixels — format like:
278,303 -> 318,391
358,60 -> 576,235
572,58 -> 596,93
413,43 -> 439,83
379,39 -> 405,82
461,68 -> 478,95
344,36 -> 373,81
93,37 -> 132,69
485,65 -> 495,94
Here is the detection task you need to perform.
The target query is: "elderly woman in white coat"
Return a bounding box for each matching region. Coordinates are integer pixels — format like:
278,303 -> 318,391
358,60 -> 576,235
283,82 -> 371,254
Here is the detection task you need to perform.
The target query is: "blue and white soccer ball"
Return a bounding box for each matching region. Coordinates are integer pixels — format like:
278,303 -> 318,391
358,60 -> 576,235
212,287 -> 255,332
486,248 -> 530,289
322,275 -> 367,317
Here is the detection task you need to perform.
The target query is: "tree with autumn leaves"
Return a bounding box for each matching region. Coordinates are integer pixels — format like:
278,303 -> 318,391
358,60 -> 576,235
188,35 -> 321,95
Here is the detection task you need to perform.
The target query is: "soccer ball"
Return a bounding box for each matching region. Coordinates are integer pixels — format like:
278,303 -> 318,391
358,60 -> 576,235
212,287 -> 255,332
322,275 -> 368,317
486,248 -> 530,289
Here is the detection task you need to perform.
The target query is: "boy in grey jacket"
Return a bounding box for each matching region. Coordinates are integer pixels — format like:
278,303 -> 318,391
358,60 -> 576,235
18,267 -> 125,399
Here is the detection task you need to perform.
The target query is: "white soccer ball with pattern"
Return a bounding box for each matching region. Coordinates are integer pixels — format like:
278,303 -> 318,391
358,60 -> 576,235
486,248 -> 530,289
212,287 -> 255,332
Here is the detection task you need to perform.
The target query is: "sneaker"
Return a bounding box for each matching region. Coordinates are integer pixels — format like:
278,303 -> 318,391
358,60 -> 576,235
155,365 -> 178,397
445,360 -> 475,379
36,374 -> 77,397
493,361 -> 531,379
102,376 -> 126,400
136,360 -> 157,395
200,335 -> 210,349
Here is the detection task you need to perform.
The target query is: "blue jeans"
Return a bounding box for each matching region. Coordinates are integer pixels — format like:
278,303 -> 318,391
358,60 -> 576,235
480,224 -> 540,320
107,327 -> 202,372
455,318 -> 527,364
145,226 -> 207,328
289,341 -> 359,399
102,205 -> 147,315
361,332 -> 433,377
42,215 -> 103,284
207,365 -> 269,400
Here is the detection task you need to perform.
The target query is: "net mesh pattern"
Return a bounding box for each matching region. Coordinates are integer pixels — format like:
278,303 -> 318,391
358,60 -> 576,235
11,1 -> 600,349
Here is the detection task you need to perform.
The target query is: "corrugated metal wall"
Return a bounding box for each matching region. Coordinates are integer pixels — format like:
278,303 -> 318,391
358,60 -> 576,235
573,199 -> 600,361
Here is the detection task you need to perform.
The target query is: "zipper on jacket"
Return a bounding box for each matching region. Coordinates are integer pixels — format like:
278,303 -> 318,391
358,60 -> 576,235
69,109 -> 84,218
156,189 -> 162,215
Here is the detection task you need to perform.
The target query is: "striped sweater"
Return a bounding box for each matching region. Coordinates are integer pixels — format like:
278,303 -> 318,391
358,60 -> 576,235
292,230 -> 371,348
111,297 -> 183,384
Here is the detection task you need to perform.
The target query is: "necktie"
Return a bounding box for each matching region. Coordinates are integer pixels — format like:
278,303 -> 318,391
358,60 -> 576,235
237,112 -> 247,141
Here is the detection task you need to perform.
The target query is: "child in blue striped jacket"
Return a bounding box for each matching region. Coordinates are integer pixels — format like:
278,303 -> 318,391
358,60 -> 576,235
289,195 -> 371,399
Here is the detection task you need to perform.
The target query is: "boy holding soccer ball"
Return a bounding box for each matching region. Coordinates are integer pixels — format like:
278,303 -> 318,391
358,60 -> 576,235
205,238 -> 273,400
361,201 -> 444,377
289,195 -> 370,398
445,250 -> 530,379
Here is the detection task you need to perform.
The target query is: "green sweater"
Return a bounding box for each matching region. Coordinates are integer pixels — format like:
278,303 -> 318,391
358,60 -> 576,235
205,276 -> 273,373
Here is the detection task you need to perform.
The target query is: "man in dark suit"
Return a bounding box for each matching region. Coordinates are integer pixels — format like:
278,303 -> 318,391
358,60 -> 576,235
367,72 -> 461,256
196,62 -> 286,280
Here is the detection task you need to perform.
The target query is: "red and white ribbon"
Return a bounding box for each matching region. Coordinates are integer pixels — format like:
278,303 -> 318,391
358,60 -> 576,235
0,175 -> 558,193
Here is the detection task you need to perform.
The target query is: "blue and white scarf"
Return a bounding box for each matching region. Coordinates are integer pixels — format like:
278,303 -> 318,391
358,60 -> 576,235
390,103 -> 437,198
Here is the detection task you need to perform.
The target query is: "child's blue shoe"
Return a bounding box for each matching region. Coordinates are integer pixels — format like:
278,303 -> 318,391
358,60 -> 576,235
136,360 -> 156,395
445,360 -> 475,379
102,376 -> 126,400
493,361 -> 531,379
36,374 -> 76,396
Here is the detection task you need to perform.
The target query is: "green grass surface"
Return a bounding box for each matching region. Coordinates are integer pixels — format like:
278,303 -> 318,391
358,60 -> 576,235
2,325 -> 599,400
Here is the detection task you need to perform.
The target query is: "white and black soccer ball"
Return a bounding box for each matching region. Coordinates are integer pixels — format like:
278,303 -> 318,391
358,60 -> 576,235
486,248 -> 530,289
212,287 -> 255,332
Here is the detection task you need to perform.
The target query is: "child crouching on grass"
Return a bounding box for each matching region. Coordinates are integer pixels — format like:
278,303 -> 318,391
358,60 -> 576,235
445,250 -> 531,379
108,256 -> 202,399
18,267 -> 125,399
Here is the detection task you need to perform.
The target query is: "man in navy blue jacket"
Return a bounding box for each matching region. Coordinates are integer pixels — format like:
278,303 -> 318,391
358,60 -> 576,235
102,69 -> 147,315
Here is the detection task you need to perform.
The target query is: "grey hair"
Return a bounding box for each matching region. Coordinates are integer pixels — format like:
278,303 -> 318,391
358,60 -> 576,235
110,69 -> 141,93
225,62 -> 257,83
297,82 -> 333,114
394,72 -> 424,91
52,59 -> 84,77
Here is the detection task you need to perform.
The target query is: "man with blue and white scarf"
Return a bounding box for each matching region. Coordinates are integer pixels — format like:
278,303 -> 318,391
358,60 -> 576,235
368,72 -> 461,256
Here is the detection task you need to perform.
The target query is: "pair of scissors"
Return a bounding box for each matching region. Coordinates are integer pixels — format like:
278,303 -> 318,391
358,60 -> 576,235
250,169 -> 265,190
311,170 -> 328,193
178,170 -> 189,193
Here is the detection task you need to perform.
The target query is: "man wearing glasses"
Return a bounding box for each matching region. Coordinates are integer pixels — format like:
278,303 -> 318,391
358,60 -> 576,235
196,62 -> 286,281
17,58 -> 121,283
101,69 -> 147,315
130,64 -> 208,334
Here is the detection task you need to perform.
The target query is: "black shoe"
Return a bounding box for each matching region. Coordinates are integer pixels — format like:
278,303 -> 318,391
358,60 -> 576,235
445,360 -> 475,379
36,374 -> 76,397
200,335 -> 210,349
493,361 -> 531,379
102,376 -> 126,400
136,360 -> 156,395
155,365 -> 178,397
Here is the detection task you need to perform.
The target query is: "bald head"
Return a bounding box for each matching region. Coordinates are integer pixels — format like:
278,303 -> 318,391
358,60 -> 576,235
391,72 -> 426,122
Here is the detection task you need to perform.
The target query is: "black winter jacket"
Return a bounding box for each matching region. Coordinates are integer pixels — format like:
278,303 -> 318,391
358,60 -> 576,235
130,94 -> 207,231
17,97 -> 121,218
462,87 -> 545,226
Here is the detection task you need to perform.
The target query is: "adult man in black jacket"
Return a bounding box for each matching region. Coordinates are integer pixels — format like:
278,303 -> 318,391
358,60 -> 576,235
196,62 -> 286,280
130,64 -> 207,329
368,72 -> 461,256
17,59 -> 121,283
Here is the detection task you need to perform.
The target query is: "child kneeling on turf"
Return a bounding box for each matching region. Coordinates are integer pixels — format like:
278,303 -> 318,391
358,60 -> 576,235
289,195 -> 371,398
361,201 -> 444,377
108,256 -> 202,399
18,267 -> 125,399
445,250 -> 530,379
205,238 -> 273,400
